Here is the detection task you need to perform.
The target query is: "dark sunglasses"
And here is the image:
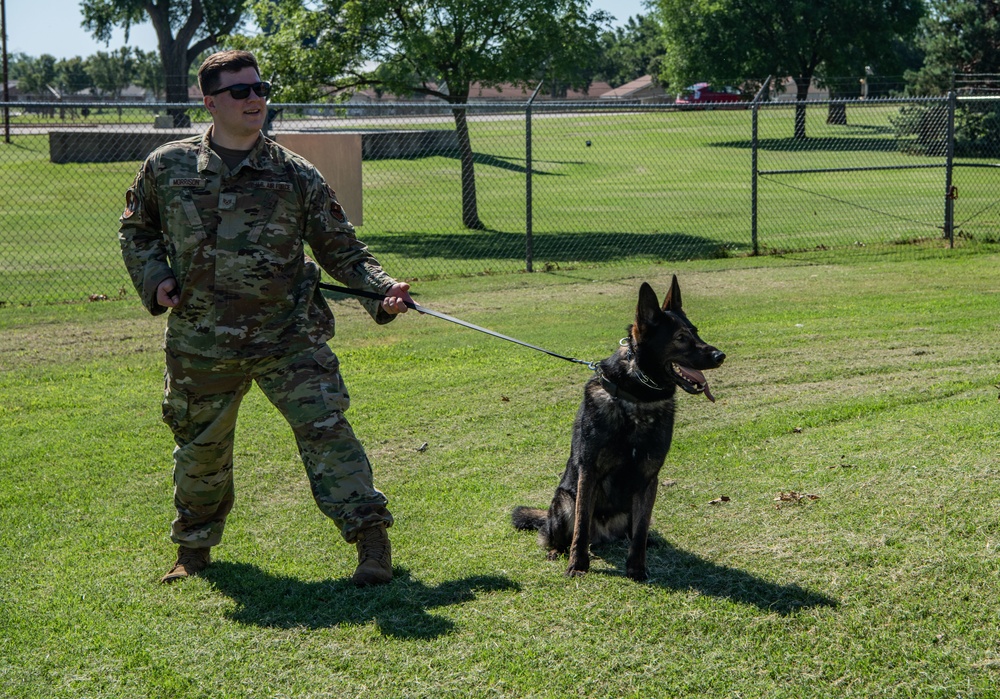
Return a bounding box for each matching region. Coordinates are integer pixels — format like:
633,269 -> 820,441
209,81 -> 271,100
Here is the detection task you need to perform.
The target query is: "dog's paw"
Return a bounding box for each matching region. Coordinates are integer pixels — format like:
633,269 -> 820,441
565,566 -> 588,578
626,567 -> 648,582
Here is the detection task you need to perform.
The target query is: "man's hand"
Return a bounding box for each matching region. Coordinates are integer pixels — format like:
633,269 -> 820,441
156,278 -> 181,308
381,282 -> 413,315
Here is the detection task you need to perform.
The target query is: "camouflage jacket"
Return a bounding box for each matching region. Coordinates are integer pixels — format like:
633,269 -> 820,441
119,127 -> 397,358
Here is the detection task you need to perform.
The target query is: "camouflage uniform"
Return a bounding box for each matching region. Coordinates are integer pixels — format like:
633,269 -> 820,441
119,126 -> 396,546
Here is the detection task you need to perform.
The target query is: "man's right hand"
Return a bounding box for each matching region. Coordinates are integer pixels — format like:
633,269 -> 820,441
156,278 -> 181,308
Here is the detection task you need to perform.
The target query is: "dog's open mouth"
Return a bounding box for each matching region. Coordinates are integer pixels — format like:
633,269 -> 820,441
672,364 -> 715,402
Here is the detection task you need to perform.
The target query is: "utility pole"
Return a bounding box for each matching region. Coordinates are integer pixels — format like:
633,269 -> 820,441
1,0 -> 10,143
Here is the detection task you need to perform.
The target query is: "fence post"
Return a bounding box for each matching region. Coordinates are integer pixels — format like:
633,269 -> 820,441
525,83 -> 543,273
750,77 -> 770,256
943,89 -> 956,247
751,102 -> 760,256
1,0 -> 10,144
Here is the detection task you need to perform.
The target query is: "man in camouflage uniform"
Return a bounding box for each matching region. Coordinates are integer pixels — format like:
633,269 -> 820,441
119,50 -> 412,587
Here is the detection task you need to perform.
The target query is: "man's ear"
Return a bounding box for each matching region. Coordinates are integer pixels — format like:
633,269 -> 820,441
203,95 -> 216,114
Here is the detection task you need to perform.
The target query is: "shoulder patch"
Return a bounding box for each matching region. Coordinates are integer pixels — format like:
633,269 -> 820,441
121,190 -> 138,219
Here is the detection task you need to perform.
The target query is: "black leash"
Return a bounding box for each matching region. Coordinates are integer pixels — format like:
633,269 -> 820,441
319,282 -> 597,370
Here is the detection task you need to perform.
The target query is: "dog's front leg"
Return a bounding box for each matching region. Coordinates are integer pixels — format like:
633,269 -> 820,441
566,469 -> 597,577
626,478 -> 658,581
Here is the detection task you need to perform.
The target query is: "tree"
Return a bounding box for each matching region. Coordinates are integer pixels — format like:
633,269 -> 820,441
233,0 -> 609,229
87,47 -> 135,99
81,0 -> 249,124
908,0 -> 1000,94
134,48 -> 167,99
595,14 -> 666,88
55,57 -> 95,95
12,54 -> 58,96
653,0 -> 924,138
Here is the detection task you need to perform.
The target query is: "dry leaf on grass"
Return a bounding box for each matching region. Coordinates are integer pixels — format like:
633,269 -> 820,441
709,496 -> 731,505
774,491 -> 820,508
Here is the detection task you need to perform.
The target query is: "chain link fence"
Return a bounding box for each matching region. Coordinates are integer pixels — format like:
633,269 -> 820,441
2,90 -> 999,305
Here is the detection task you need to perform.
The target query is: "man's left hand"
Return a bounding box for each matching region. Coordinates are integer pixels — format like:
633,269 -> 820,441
381,282 -> 413,315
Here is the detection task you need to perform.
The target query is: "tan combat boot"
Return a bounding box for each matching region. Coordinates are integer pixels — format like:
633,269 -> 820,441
352,524 -> 392,587
160,545 -> 211,584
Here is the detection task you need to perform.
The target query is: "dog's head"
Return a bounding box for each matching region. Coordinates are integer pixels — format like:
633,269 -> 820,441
630,276 -> 726,401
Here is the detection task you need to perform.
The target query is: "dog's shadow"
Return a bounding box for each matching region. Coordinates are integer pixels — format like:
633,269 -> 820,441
200,563 -> 520,639
591,533 -> 838,615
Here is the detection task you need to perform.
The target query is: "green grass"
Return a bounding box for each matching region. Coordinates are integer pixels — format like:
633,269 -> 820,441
3,251 -> 1000,697
5,101 -> 1000,304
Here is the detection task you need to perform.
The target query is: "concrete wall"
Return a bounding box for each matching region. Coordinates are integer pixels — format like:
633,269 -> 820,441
48,128 -> 455,224
359,129 -> 458,160
48,130 -> 198,164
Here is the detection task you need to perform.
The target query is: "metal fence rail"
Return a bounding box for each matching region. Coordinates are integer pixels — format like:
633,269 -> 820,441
1,94 -> 998,305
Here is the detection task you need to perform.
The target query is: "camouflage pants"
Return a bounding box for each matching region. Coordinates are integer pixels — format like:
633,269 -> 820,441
161,343 -> 392,548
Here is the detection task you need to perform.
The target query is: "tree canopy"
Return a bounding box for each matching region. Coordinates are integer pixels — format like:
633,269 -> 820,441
232,0 -> 610,228
908,0 -> 1000,94
595,14 -> 666,88
652,0 -> 925,137
81,0 -> 249,122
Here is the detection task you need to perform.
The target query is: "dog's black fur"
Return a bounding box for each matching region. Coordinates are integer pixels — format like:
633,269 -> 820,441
512,277 -> 725,581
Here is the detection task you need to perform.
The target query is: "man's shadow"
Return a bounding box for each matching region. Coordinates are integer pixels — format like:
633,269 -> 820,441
201,563 -> 520,639
590,533 -> 839,615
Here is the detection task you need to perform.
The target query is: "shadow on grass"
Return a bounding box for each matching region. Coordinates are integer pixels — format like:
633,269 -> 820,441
715,136 -> 903,153
591,533 -> 838,615
200,562 -> 519,639
370,230 -> 741,262
373,151 -> 565,175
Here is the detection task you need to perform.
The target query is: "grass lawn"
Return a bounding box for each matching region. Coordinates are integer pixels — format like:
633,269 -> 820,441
2,250 -> 1000,697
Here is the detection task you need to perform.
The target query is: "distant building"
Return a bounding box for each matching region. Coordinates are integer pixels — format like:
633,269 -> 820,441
770,77 -> 830,101
341,81 -> 614,105
600,75 -> 670,103
466,81 -> 613,101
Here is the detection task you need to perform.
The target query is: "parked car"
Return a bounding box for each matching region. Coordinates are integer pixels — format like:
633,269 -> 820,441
675,83 -> 748,108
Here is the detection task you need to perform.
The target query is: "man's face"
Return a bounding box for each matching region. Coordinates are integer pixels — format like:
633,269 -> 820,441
203,66 -> 267,140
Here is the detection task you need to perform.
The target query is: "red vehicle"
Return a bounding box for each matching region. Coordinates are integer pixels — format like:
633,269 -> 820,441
675,82 -> 747,108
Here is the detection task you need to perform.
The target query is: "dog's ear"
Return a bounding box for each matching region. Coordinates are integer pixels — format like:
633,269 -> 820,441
636,282 -> 661,332
662,274 -> 682,312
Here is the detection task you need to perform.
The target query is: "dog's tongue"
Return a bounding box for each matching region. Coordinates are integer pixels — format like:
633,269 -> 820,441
677,366 -> 715,403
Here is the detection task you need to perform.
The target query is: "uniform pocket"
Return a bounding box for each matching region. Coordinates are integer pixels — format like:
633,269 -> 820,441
312,345 -> 350,414
165,190 -> 208,257
161,375 -> 190,434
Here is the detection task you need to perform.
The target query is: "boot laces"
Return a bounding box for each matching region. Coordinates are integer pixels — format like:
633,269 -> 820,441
178,547 -> 208,566
358,530 -> 389,563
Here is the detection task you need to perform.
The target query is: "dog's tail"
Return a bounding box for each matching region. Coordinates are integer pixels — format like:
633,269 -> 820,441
511,506 -> 547,531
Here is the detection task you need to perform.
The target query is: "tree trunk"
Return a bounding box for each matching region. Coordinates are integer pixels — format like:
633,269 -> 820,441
794,77 -> 810,140
162,44 -> 192,127
826,102 -> 847,125
452,106 -> 484,230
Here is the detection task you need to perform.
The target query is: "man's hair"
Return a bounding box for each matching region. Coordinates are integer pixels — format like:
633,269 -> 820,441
197,50 -> 260,96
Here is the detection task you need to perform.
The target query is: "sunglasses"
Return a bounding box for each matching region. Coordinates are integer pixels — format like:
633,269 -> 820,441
209,81 -> 271,100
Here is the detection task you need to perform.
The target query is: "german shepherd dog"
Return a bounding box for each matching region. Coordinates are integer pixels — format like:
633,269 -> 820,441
511,277 -> 725,581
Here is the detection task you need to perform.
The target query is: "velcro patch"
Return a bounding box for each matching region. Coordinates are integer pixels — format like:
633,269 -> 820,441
169,178 -> 206,187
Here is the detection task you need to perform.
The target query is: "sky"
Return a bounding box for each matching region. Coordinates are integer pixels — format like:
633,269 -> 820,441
3,0 -> 649,60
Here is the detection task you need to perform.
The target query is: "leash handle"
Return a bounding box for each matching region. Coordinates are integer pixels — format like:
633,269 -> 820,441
318,282 -> 596,369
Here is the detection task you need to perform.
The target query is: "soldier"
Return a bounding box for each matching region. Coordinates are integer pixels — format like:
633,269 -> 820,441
119,50 -> 412,587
